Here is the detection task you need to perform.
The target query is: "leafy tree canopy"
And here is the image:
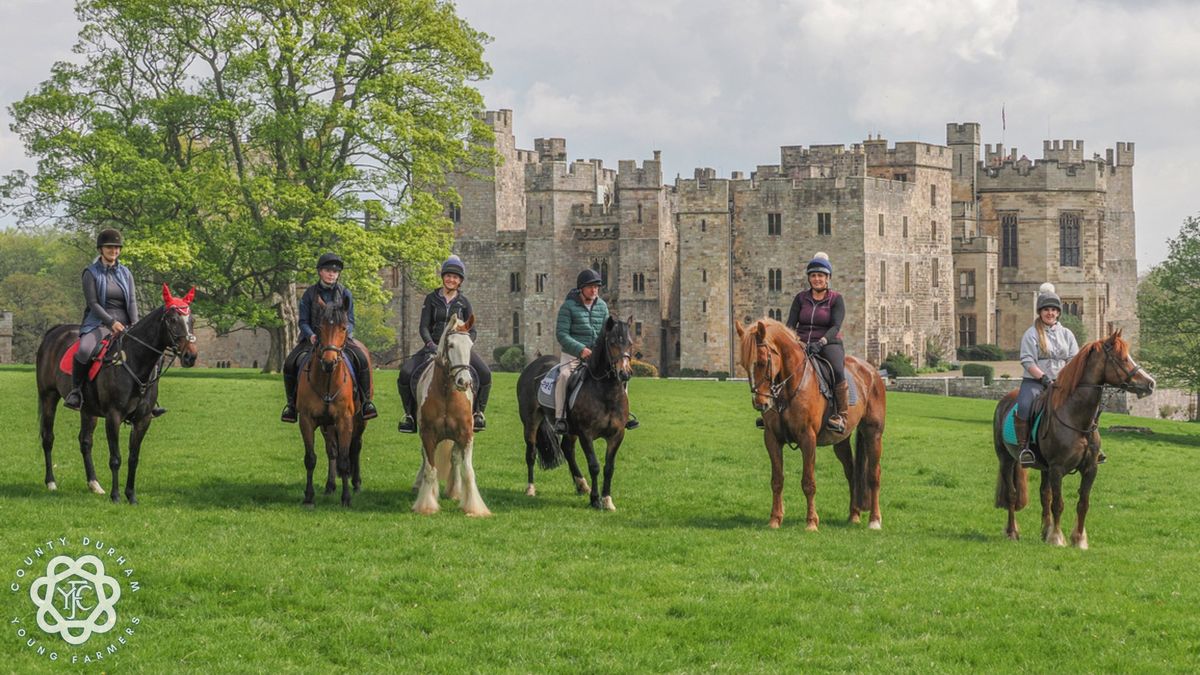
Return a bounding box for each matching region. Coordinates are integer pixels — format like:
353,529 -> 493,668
1138,214 -> 1200,392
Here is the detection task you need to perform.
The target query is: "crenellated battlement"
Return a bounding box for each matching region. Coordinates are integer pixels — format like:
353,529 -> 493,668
676,172 -> 732,212
617,151 -> 664,189
865,139 -> 952,169
946,122 -> 981,145
534,137 -> 566,162
525,159 -> 604,192
1107,142 -> 1135,167
978,155 -> 1106,191
484,108 -> 514,132
1043,139 -> 1085,164
514,148 -> 540,164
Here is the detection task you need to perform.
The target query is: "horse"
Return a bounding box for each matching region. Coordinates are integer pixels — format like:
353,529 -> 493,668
411,314 -> 490,516
993,330 -> 1155,548
35,284 -> 198,503
297,295 -> 372,508
734,318 -> 887,530
516,315 -> 634,511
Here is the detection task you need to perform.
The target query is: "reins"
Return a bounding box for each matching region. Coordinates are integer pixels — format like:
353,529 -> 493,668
105,306 -> 194,395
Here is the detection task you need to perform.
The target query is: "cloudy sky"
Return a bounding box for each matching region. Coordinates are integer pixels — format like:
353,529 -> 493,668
2,0 -> 1197,270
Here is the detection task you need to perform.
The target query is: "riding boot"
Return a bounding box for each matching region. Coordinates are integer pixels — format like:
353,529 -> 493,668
64,359 -> 89,410
281,370 -> 298,423
397,376 -> 417,433
625,413 -> 640,430
473,383 -> 490,431
1015,417 -> 1036,466
755,417 -> 765,429
825,381 -> 849,433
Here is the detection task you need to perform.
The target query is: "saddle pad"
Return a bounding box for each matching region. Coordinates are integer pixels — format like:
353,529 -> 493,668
537,364 -> 584,412
813,361 -> 859,406
58,339 -> 109,381
1001,406 -> 1043,447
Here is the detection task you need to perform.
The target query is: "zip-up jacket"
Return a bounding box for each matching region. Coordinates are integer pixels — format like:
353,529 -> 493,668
786,289 -> 844,344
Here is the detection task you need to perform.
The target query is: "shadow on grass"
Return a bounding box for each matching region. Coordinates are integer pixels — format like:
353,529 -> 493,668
0,482 -> 66,500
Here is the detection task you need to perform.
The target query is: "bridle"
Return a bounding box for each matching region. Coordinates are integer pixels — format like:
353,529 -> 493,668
747,336 -> 796,412
588,328 -> 632,380
110,304 -> 196,395
438,330 -> 474,382
1049,342 -> 1146,435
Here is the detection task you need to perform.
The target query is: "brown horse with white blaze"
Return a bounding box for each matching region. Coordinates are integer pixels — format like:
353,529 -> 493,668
735,318 -> 887,530
993,330 -> 1154,548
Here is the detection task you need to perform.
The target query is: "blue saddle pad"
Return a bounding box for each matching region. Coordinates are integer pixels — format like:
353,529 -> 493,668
1002,406 -> 1042,447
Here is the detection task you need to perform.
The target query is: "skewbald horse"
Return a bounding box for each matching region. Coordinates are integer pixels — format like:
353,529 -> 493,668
412,314 -> 490,517
993,330 -> 1155,548
735,318 -> 887,530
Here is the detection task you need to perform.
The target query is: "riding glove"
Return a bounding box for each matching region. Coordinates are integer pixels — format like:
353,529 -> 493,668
1039,374 -> 1053,388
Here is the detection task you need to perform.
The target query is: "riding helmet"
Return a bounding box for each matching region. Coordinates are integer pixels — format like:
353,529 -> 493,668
576,268 -> 604,289
441,255 -> 466,280
1036,282 -> 1062,312
317,252 -> 344,271
96,228 -> 124,249
805,251 -> 832,276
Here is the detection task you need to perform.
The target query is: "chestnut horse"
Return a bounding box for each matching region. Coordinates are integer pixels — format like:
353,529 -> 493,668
412,314 -> 489,516
993,330 -> 1155,548
35,284 -> 198,503
735,318 -> 887,530
298,296 -> 371,508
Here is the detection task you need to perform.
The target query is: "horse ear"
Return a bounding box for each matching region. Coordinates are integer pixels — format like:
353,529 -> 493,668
735,322 -> 745,339
754,321 -> 766,340
162,283 -> 172,305
626,314 -> 634,327
605,316 -> 616,330
182,287 -> 195,305
317,296 -> 326,308
461,314 -> 475,332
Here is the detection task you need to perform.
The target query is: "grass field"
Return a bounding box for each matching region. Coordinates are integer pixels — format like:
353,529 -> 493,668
1,365 -> 1198,672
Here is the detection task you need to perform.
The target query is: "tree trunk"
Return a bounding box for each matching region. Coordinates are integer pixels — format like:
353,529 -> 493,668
263,282 -> 300,373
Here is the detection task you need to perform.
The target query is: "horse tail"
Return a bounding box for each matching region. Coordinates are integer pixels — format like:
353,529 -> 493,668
994,463 -> 1030,511
535,417 -> 564,470
853,428 -> 871,512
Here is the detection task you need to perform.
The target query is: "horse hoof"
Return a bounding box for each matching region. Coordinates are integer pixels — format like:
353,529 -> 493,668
868,520 -> 882,530
601,496 -> 616,512
46,482 -> 57,491
88,480 -> 105,495
805,522 -> 819,532
849,513 -> 861,524
1072,533 -> 1089,550
1006,531 -> 1020,541
575,478 -> 591,495
525,484 -> 537,497
413,506 -> 439,515
110,494 -> 120,504
126,495 -> 138,506
466,509 -> 492,518
767,519 -> 782,529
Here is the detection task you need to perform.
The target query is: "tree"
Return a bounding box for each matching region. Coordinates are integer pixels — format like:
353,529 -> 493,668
0,229 -> 94,362
1059,311 -> 1087,344
3,0 -> 494,370
1138,214 -> 1200,392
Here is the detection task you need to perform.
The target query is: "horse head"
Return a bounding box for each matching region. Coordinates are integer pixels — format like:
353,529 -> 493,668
736,319 -> 791,413
600,315 -> 634,382
1099,329 -> 1155,398
440,314 -> 475,392
315,295 -> 348,373
161,284 -> 198,367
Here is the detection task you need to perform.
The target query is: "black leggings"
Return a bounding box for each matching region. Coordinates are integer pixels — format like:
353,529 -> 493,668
815,342 -> 846,384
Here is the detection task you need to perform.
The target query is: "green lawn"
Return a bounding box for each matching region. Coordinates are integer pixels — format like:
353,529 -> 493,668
1,367 -> 1197,672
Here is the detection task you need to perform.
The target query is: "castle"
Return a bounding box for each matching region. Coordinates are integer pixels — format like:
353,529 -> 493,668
380,111 -> 1138,375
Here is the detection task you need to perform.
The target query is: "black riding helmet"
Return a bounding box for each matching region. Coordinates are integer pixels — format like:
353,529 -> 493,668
576,268 -> 604,289
317,252 -> 344,271
96,228 -> 123,248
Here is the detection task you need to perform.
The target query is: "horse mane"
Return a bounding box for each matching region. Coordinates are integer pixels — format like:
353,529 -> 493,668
737,317 -> 801,367
317,298 -> 348,328
1050,333 -> 1129,408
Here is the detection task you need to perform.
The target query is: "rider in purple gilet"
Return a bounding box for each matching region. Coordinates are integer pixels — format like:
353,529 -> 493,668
785,252 -> 850,433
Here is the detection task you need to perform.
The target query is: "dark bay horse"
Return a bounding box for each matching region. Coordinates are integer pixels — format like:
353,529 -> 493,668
35,285 -> 198,503
994,330 -> 1155,548
516,316 -> 634,511
411,314 -> 490,516
298,296 -> 371,508
735,318 -> 887,530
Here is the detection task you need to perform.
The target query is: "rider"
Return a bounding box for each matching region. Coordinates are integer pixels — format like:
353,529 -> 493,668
785,252 -> 849,433
1015,284 -> 1080,466
280,252 -> 378,422
397,255 -> 492,433
64,229 -> 165,418
553,268 -> 638,434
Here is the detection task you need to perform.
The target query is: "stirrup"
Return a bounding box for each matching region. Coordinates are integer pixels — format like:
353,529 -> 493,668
360,401 -> 378,420
554,418 -> 568,435
397,414 -> 417,433
151,406 -> 167,418
1018,447 -> 1038,467
473,412 -> 486,431
825,415 -> 846,433
1096,450 -> 1107,465
64,389 -> 83,411
625,413 -> 639,430
281,404 -> 297,423
755,417 -> 765,429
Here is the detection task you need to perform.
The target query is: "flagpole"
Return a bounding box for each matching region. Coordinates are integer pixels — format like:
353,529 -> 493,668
1002,102 -> 1006,149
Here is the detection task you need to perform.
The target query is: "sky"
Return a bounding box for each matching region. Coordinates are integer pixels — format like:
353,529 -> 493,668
2,0 -> 1197,270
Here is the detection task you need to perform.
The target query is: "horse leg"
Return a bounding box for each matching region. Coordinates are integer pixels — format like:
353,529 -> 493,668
350,425 -> 363,494
300,417 -> 318,508
104,412 -> 123,503
336,417 -> 354,507
764,431 -> 785,529
599,432 -> 624,512
413,430 -> 441,514
123,416 -> 152,505
322,426 -> 337,495
998,452 -> 1021,541
579,436 -> 603,510
458,438 -> 491,517
524,421 -> 538,497
1041,469 -> 1066,546
1072,463 -> 1097,550
832,438 -> 858,524
79,414 -> 104,494
39,393 -> 58,490
863,425 -> 884,530
562,435 -> 590,495
800,431 -> 819,532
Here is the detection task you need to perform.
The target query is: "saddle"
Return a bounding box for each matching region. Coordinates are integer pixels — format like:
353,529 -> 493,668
1001,392 -> 1048,450
58,337 -> 113,381
298,349 -> 360,394
536,363 -> 587,414
807,354 -> 859,406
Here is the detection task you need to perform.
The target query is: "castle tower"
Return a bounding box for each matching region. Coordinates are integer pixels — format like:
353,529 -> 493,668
676,169 -> 736,373
615,151 -> 675,371
947,122 -> 997,349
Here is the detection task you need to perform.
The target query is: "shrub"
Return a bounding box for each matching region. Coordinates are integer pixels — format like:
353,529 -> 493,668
631,359 -> 659,378
925,337 -> 946,368
1059,312 -> 1087,343
493,344 -> 522,363
712,371 -> 729,381
498,346 -> 527,372
962,363 -> 994,385
957,343 -> 1005,361
881,353 -> 916,377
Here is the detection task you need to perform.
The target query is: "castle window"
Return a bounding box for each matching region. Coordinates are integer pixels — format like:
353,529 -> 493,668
768,308 -> 782,321
905,306 -> 911,326
880,306 -> 887,325
1001,213 -> 1018,267
904,262 -> 911,293
538,205 -> 544,226
1060,212 -> 1081,267
601,260 -> 609,286
930,185 -> 937,207
390,266 -> 400,288
879,261 -> 887,293
878,214 -> 885,237
958,314 -> 977,347
637,203 -> 643,224
933,303 -> 940,321
675,341 -> 681,358
703,332 -> 708,343
959,270 -> 976,299
702,269 -> 707,283
536,322 -> 542,337
817,212 -> 832,236
512,312 -> 520,344
931,220 -> 937,241
509,272 -> 522,293
1062,299 -> 1082,317
449,203 -> 461,224
894,173 -> 907,182
768,212 -> 782,236
702,300 -> 707,313
633,272 -> 646,293
902,216 -> 909,238
767,268 -> 783,293
635,321 -> 643,336
931,258 -> 939,287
